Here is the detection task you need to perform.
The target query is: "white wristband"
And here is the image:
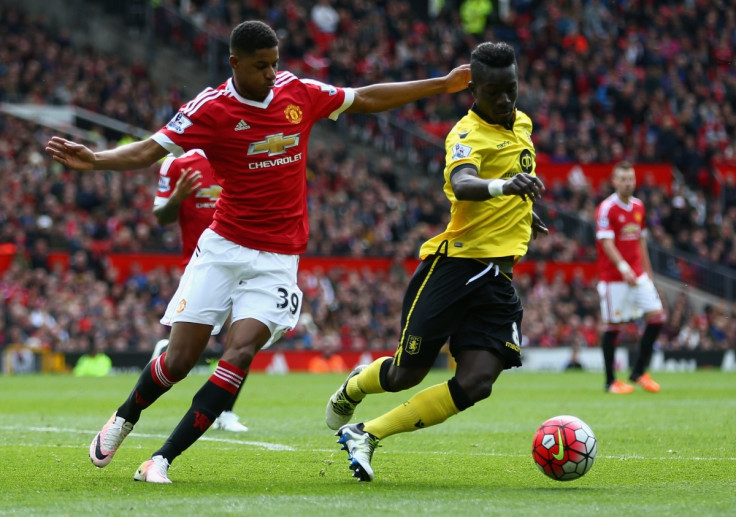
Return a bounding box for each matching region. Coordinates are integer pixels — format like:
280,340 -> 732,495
487,179 -> 506,198
617,261 -> 632,275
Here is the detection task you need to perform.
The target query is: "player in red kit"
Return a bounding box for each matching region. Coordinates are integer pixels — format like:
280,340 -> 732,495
152,149 -> 248,432
154,149 -> 219,266
595,162 -> 666,395
45,20 -> 471,483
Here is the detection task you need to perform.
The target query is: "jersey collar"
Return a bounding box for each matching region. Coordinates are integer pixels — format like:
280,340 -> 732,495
470,103 -> 516,130
613,192 -> 633,210
226,78 -> 274,108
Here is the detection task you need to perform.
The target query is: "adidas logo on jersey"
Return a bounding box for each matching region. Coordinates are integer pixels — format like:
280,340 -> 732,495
234,119 -> 250,131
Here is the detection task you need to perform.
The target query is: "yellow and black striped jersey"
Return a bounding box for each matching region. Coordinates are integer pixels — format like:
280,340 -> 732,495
420,108 -> 537,261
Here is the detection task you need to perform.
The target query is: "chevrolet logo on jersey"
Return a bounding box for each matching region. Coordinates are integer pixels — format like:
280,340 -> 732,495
248,133 -> 300,156
196,185 -> 222,200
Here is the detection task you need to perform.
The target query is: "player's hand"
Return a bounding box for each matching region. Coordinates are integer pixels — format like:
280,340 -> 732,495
45,136 -> 96,170
622,269 -> 638,286
444,64 -> 471,93
171,167 -> 203,203
531,211 -> 549,240
616,261 -> 638,286
504,173 -> 545,202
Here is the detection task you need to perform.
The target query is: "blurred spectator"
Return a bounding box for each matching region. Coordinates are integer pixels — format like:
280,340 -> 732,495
307,331 -> 348,373
311,0 -> 339,34
460,0 -> 493,36
5,1 -> 735,196
73,336 -> 112,376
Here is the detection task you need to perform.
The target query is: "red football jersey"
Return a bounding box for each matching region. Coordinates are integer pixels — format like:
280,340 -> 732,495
595,193 -> 647,281
152,72 -> 354,254
154,149 -> 219,266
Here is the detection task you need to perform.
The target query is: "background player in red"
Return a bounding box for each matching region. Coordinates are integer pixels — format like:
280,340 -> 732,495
45,20 -> 471,483
595,161 -> 666,394
152,148 -> 247,432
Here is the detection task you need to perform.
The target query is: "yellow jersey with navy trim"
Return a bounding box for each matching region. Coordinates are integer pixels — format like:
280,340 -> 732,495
419,108 -> 536,261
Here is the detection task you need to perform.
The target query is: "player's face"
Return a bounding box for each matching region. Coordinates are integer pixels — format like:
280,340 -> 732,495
469,64 -> 518,127
230,47 -> 279,102
613,167 -> 636,199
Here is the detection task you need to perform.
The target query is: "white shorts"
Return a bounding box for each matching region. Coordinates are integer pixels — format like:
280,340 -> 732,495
161,229 -> 303,348
597,274 -> 663,324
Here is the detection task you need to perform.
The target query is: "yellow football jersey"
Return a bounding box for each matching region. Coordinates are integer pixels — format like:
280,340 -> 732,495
420,109 -> 537,261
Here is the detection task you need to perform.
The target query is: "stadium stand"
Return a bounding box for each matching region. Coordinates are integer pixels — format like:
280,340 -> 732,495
0,2 -> 734,368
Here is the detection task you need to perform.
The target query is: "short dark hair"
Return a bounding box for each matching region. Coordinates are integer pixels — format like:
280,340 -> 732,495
230,20 -> 279,55
470,42 -> 516,77
612,161 -> 634,177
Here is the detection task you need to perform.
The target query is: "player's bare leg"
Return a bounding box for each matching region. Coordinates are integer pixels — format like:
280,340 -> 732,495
133,319 -> 269,482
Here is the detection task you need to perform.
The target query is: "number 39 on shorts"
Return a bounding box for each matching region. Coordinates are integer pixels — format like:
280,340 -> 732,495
276,287 -> 300,315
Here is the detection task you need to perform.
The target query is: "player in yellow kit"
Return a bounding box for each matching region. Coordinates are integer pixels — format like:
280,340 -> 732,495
326,41 -> 548,481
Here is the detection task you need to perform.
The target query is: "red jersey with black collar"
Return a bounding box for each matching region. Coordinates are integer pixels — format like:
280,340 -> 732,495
152,72 -> 354,254
154,149 -> 219,266
595,193 -> 647,281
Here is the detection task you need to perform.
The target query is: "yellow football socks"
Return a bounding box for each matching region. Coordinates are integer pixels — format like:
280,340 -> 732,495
363,382 -> 459,439
345,356 -> 391,401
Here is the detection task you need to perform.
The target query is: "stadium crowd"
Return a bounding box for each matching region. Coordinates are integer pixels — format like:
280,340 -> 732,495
156,0 -> 736,184
1,2 -> 734,360
150,0 -> 736,269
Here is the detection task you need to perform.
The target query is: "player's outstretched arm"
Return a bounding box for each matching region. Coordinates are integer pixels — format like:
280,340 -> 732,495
45,136 -> 168,171
501,173 -> 545,202
452,169 -> 545,202
346,64 -> 470,114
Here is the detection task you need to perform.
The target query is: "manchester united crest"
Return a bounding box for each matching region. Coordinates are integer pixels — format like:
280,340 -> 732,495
176,299 -> 187,313
284,104 -> 303,124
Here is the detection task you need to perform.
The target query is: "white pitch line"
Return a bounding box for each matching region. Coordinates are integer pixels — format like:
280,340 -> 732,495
3,426 -> 735,461
0,425 -> 294,451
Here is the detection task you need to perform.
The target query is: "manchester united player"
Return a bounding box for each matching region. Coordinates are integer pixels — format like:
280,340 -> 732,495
595,161 -> 665,394
152,149 -> 248,433
45,20 -> 471,483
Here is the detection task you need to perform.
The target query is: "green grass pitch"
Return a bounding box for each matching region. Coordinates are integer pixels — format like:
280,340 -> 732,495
1,369 -> 734,516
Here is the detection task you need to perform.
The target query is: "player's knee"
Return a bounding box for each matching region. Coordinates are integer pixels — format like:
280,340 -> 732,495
385,364 -> 426,392
221,344 -> 257,371
224,320 -> 271,369
468,379 -> 493,402
447,376 -> 479,411
163,349 -> 198,378
452,373 -> 492,405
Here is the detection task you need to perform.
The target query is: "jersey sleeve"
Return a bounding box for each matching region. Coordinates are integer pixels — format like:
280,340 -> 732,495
444,123 -> 482,179
154,155 -> 180,208
595,204 -> 615,240
637,202 -> 649,238
300,78 -> 354,121
152,87 -> 221,156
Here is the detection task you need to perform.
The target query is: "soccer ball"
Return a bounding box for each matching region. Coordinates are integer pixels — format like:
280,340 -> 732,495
532,415 -> 597,481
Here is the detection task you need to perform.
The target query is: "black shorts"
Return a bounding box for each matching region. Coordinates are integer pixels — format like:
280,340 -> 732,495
393,254 -> 523,370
